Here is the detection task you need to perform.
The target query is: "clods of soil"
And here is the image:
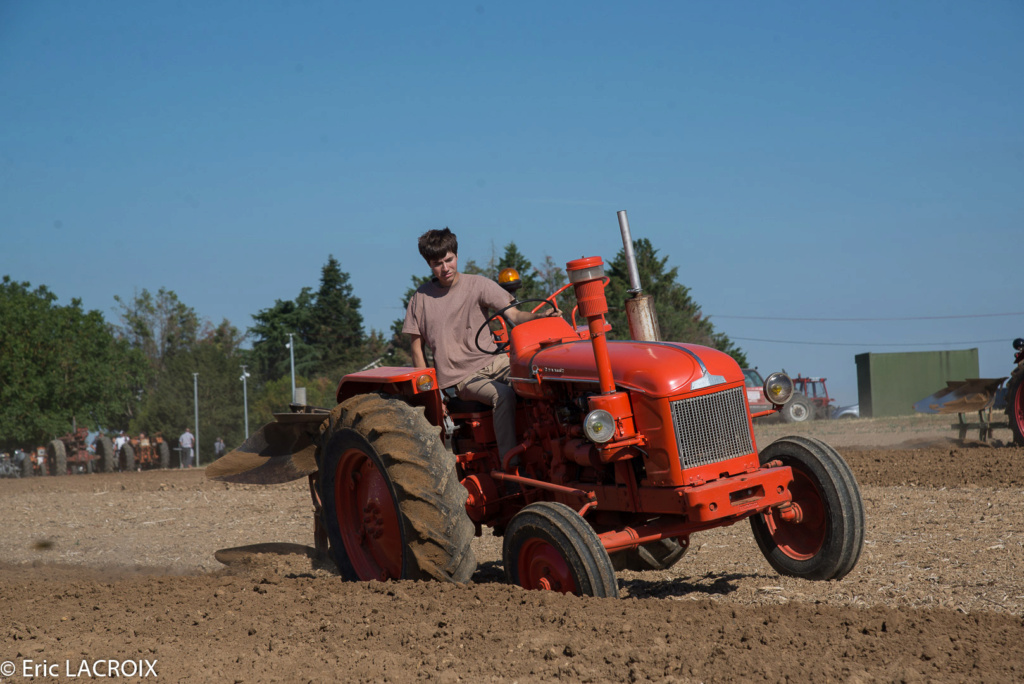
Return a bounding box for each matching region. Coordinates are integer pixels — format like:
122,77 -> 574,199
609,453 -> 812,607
2,417 -> 1022,682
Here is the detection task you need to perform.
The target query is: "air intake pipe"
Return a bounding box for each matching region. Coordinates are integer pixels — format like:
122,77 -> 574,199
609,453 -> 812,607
566,256 -> 616,395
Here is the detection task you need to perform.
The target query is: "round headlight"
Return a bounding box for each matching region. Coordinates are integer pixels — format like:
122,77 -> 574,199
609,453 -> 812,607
416,374 -> 435,392
764,372 -> 794,406
583,409 -> 616,443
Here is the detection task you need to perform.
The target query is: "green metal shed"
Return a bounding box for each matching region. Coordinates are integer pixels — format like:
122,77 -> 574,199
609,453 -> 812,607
855,349 -> 980,418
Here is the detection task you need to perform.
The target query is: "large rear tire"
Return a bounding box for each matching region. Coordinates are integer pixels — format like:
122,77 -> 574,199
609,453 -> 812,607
46,439 -> 66,476
1006,365 -> 1024,446
750,436 -> 864,581
121,444 -> 136,472
781,394 -> 814,423
317,393 -> 476,583
504,502 -> 619,598
96,435 -> 115,473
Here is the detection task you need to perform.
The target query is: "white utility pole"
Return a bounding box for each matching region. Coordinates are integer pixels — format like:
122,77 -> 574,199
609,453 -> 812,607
240,365 -> 251,438
287,333 -> 296,404
192,372 -> 199,467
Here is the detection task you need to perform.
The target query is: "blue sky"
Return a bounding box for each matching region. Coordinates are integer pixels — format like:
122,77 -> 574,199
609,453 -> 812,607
2,1 -> 1021,407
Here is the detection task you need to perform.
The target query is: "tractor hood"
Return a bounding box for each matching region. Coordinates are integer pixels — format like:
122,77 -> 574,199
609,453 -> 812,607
520,340 -> 743,398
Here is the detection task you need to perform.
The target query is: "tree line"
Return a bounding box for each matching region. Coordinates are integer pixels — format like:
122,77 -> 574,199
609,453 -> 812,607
0,240 -> 746,456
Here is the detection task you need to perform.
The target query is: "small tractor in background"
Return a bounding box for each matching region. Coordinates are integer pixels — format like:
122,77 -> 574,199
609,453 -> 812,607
209,212 -> 865,597
45,424 -> 115,475
12,447 -> 47,477
744,369 -> 830,423
789,375 -> 835,421
27,447 -> 46,476
0,451 -> 23,478
119,432 -> 171,471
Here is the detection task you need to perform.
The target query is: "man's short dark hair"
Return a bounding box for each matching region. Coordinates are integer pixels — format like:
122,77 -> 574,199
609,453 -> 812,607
418,228 -> 458,262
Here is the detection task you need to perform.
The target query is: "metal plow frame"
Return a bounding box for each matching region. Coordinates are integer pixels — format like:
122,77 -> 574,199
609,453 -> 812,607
205,407 -> 329,485
913,378 -> 1010,444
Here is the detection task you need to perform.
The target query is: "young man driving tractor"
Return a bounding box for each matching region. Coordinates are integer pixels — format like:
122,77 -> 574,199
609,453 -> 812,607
210,215 -> 865,597
402,228 -> 559,458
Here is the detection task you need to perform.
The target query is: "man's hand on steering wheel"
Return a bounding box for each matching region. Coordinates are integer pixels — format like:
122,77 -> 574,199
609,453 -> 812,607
474,298 -> 563,355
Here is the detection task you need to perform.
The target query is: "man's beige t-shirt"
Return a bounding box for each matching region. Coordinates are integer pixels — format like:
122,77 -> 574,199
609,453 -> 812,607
402,274 -> 513,388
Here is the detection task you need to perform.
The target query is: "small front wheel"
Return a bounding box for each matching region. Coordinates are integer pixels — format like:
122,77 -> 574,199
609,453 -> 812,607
751,436 -> 864,581
503,502 -> 619,597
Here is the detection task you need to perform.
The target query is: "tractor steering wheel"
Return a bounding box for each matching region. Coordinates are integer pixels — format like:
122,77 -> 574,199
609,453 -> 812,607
474,298 -> 561,355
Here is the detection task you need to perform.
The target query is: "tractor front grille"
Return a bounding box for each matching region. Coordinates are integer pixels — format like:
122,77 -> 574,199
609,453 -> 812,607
670,386 -> 754,470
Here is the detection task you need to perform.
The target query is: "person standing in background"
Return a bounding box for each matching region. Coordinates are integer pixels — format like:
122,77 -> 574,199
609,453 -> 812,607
179,428 -> 195,468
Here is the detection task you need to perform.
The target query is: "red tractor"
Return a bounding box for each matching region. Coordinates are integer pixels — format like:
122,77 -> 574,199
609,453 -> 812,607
790,375 -> 836,421
210,230 -> 864,597
1006,338 -> 1024,446
45,426 -> 115,475
746,369 -> 834,423
119,432 -> 171,471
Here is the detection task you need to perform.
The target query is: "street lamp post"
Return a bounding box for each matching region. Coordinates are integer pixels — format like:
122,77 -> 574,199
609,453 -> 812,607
287,333 -> 296,404
240,365 -> 251,439
193,372 -> 199,467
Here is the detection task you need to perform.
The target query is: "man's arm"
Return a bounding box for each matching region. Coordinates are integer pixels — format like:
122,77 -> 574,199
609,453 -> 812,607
409,334 -> 427,369
505,305 -> 562,326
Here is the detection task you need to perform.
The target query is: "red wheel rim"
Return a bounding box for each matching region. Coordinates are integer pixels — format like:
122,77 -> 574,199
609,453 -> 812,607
333,447 -> 403,581
517,538 -> 578,594
764,468 -> 826,560
1012,382 -> 1024,435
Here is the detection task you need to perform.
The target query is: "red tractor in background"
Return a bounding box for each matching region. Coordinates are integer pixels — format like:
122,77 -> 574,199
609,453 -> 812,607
119,433 -> 171,471
210,214 -> 865,597
745,370 -> 835,423
790,375 -> 835,421
45,425 -> 115,475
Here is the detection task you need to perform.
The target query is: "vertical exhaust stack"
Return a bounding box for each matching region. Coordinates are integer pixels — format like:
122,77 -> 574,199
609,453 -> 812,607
617,210 -> 661,342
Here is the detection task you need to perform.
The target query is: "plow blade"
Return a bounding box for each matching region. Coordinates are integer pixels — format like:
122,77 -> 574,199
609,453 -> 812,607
205,412 -> 327,484
913,378 -> 1007,415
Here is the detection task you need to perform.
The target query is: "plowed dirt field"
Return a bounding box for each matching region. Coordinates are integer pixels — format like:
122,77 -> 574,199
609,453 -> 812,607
2,415 -> 1022,683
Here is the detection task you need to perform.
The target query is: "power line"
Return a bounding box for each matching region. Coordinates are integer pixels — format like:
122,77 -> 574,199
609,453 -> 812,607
713,312 -> 1024,322
732,336 -> 1009,348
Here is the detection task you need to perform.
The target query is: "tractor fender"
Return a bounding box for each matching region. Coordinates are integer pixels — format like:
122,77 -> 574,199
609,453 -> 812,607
336,366 -> 445,428
208,367 -> 447,485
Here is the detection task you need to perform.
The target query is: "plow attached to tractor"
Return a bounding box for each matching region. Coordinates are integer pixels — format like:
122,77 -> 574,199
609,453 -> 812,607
912,338 -> 1024,445
208,213 -> 865,597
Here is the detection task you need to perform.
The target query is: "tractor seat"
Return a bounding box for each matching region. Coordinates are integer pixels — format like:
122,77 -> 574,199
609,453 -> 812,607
446,396 -> 491,414
443,388 -> 491,414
